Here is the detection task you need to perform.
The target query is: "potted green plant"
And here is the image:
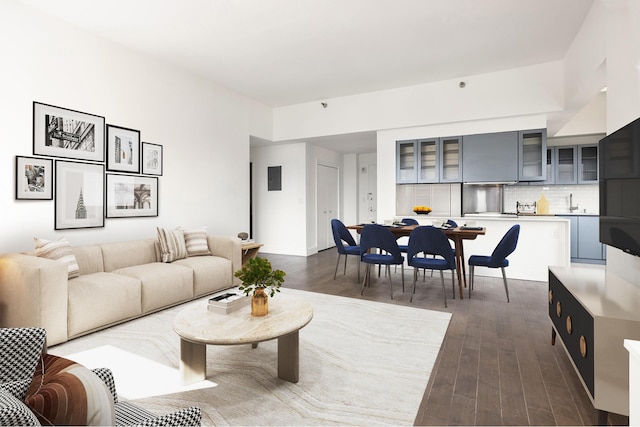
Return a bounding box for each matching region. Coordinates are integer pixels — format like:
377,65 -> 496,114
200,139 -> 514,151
234,257 -> 285,316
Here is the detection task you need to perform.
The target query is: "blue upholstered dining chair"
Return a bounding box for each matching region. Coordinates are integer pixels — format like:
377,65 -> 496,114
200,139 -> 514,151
468,224 -> 520,302
359,224 -> 404,299
331,218 -> 361,281
407,226 -> 456,307
397,217 -> 419,255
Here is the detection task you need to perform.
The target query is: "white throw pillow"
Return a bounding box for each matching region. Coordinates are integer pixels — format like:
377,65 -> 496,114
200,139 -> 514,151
34,237 -> 80,279
182,226 -> 211,257
157,227 -> 187,263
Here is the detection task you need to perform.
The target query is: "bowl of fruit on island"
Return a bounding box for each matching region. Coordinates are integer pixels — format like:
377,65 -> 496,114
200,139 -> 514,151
413,206 -> 432,215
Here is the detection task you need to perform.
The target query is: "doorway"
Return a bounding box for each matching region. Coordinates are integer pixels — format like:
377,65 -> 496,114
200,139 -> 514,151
317,164 -> 339,251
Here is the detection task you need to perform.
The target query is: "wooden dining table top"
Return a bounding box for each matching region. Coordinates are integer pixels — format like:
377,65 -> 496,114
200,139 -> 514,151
346,223 -> 486,239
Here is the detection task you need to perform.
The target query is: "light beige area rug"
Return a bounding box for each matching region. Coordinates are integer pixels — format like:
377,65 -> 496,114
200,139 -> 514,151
50,289 -> 451,426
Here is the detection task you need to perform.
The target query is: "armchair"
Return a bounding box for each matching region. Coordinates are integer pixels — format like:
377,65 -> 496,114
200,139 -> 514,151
0,328 -> 201,426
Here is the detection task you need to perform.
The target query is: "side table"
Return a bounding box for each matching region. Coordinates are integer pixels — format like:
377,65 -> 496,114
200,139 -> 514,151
241,241 -> 263,266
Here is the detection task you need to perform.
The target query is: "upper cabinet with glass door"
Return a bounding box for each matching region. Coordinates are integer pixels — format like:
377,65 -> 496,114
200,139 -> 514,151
439,136 -> 462,182
396,139 -> 418,183
578,144 -> 599,184
518,129 -> 547,181
418,138 -> 439,183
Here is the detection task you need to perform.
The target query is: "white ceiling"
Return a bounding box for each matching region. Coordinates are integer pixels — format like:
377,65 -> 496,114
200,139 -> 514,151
20,0 -> 595,152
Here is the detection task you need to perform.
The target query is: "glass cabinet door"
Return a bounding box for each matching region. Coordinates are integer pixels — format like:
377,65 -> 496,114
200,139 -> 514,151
418,138 -> 438,183
439,136 -> 462,182
555,146 -> 578,184
519,129 -> 547,181
578,145 -> 599,184
396,140 -> 417,183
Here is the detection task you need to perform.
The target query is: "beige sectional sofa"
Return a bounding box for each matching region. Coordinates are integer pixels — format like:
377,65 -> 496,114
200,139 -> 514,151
0,235 -> 241,346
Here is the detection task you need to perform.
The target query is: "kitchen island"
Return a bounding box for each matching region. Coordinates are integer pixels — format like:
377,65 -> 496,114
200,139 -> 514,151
405,215 -> 570,282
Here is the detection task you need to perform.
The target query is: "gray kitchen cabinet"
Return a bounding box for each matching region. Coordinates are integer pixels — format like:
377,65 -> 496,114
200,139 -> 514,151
577,216 -> 604,261
519,128 -> 547,181
578,144 -> 599,184
396,139 -> 417,183
439,136 -> 462,182
462,131 -> 519,182
397,137 -> 462,183
555,146 -> 578,184
541,147 -> 555,184
557,215 -> 605,264
418,138 -> 439,183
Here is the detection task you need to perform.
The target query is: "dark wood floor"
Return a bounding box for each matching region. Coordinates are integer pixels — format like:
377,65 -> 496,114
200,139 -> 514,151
262,249 -> 628,426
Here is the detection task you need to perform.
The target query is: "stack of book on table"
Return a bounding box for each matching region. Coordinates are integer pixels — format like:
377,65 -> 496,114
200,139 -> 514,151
207,287 -> 250,314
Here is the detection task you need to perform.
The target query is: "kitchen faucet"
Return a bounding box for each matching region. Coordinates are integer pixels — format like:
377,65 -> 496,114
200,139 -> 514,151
569,193 -> 579,212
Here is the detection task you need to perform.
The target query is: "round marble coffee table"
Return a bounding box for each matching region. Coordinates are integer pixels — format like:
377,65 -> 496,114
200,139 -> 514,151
173,293 -> 313,384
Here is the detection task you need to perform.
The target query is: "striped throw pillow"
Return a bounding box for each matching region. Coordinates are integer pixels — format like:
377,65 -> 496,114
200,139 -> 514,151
182,227 -> 211,257
157,227 -> 187,263
34,237 -> 80,279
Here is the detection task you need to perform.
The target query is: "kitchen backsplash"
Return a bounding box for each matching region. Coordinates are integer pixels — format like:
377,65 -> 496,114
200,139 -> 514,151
504,184 -> 599,214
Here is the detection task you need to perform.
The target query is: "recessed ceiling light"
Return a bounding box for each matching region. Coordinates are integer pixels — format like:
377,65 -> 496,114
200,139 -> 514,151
600,86 -> 608,92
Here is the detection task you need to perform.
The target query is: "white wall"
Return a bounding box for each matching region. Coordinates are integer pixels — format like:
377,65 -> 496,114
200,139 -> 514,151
273,61 -> 563,141
250,143 -> 307,255
0,2 -> 271,253
595,0 -> 640,287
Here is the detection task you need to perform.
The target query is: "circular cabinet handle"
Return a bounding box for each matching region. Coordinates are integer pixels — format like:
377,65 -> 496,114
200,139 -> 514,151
556,301 -> 562,317
580,335 -> 588,358
566,316 -> 572,334
548,290 -> 553,304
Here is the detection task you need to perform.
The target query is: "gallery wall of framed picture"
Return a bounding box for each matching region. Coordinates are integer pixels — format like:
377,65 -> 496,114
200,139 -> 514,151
16,101 -> 163,229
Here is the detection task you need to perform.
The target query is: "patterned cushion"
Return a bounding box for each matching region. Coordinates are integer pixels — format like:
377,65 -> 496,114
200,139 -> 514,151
115,402 -> 201,427
0,328 -> 46,383
0,389 -> 41,426
24,354 -> 115,426
157,228 -> 187,263
34,237 -> 80,279
182,227 -> 211,257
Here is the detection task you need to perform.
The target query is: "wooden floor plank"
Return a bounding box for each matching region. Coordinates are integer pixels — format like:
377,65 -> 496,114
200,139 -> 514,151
263,250 -> 628,426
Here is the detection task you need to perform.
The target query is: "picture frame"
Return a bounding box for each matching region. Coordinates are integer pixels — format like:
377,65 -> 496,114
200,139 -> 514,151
106,173 -> 158,218
106,124 -> 140,173
55,160 -> 105,230
33,102 -> 105,162
15,156 -> 53,200
141,142 -> 163,176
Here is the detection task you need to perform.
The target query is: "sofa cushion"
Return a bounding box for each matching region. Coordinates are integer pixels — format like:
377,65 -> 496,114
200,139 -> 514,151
182,227 -> 211,257
67,273 -> 142,338
0,328 -> 46,384
25,354 -> 115,426
174,256 -> 233,296
72,245 -> 104,275
100,239 -> 158,271
113,263 -> 193,313
0,388 -> 41,426
34,237 -> 79,279
157,227 -> 187,263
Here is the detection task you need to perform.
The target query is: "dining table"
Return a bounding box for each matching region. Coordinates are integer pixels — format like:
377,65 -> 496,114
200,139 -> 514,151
347,223 -> 486,299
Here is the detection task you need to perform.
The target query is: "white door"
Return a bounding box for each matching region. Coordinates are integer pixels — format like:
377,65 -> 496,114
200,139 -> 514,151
317,164 -> 339,251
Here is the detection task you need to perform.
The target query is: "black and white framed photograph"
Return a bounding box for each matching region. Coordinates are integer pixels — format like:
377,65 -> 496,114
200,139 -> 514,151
141,142 -> 163,175
106,173 -> 158,218
106,124 -> 140,173
55,160 -> 105,230
33,102 -> 105,162
15,156 -> 53,200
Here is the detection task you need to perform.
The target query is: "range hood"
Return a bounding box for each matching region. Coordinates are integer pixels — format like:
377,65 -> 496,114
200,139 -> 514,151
462,183 -> 504,215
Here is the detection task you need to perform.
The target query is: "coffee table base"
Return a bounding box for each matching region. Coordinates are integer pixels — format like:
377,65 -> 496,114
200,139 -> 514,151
179,330 -> 301,385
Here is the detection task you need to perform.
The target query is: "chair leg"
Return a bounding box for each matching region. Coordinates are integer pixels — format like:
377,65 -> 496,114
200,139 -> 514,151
401,264 -> 405,292
439,271 -> 448,308
361,264 -> 370,295
451,271 -> 456,300
386,265 -> 393,299
357,259 -> 361,283
469,265 -> 474,298
501,267 -> 510,303
343,255 -> 348,275
333,254 -> 342,280
410,268 -> 418,302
